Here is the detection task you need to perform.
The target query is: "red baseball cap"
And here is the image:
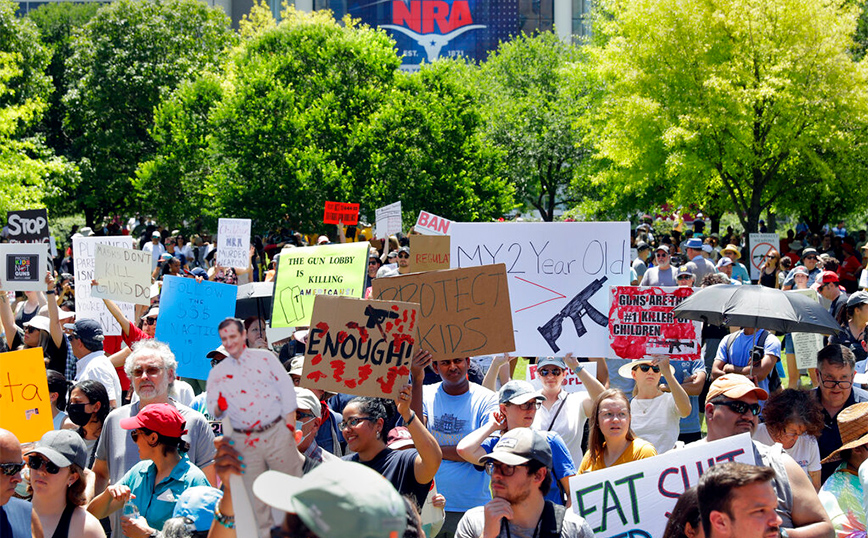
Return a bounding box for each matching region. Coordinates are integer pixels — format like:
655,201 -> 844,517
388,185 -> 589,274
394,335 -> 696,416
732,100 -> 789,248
818,270 -> 839,285
120,403 -> 187,438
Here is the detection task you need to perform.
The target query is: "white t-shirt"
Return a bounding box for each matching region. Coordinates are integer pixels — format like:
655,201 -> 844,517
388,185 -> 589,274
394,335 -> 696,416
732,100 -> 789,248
630,392 -> 681,453
75,351 -> 123,404
532,390 -> 589,465
752,423 -> 821,476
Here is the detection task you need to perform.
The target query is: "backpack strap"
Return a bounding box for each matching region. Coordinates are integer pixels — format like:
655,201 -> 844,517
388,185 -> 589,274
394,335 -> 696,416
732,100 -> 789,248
538,500 -> 567,538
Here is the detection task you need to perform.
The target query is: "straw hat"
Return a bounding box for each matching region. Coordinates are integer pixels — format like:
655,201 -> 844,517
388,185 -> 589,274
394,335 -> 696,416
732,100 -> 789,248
617,359 -> 676,379
721,244 -> 741,260
821,402 -> 868,464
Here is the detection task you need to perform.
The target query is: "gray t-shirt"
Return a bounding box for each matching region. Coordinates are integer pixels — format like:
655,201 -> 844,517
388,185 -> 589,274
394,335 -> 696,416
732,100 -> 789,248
455,504 -> 595,538
631,258 -> 648,280
640,265 -> 677,287
95,399 -> 216,538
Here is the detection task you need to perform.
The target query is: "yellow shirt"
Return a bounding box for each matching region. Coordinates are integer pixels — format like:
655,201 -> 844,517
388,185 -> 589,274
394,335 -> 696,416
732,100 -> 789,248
578,438 -> 657,473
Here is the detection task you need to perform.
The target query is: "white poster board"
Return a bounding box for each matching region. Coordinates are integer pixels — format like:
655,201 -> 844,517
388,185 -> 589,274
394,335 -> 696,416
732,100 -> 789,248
415,210 -> 453,236
450,222 -> 630,356
569,433 -> 755,538
787,288 -> 822,369
0,243 -> 50,292
73,236 -> 136,335
749,233 -> 780,281
217,218 -> 251,269
526,362 -> 597,393
375,202 -> 402,239
93,243 -> 152,306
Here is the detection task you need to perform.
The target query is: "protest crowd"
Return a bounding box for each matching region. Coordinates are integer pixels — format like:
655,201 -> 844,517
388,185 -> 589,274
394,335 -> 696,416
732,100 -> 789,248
1,210 -> 868,538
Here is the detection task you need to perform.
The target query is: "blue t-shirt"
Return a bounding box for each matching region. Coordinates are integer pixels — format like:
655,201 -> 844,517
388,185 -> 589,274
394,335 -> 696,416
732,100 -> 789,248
660,358 -> 706,434
731,263 -> 751,284
715,330 -> 781,396
422,382 -> 497,512
120,455 -> 209,532
0,497 -> 32,538
480,431 -> 576,505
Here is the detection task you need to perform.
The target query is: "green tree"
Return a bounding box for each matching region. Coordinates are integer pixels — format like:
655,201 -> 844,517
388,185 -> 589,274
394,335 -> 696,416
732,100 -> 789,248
589,0 -> 868,233
0,0 -> 50,109
64,0 -> 236,226
476,32 -> 593,221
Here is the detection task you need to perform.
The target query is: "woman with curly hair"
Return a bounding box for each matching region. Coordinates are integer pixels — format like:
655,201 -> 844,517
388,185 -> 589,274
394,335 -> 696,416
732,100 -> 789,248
753,388 -> 824,490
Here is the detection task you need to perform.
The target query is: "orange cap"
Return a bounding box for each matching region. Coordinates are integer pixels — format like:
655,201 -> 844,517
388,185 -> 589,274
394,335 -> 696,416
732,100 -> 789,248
706,374 -> 769,402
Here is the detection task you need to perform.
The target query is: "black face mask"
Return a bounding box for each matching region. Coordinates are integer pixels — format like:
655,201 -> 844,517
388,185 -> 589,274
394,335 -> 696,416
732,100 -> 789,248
66,403 -> 92,427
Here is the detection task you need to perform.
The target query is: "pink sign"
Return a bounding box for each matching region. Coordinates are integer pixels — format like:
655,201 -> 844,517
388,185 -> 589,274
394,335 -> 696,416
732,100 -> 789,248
608,286 -> 700,360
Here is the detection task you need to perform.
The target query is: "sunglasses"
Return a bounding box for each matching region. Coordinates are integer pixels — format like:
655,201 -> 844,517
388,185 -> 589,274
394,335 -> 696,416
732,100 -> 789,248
484,461 -> 528,477
538,368 -> 562,377
398,254 -> 409,259
130,429 -> 150,443
25,326 -> 40,334
27,455 -> 61,474
633,364 -> 660,373
804,256 -> 817,260
368,260 -> 380,265
713,400 -> 761,416
677,275 -> 693,280
144,317 -> 157,326
507,400 -> 541,411
0,462 -> 24,476
131,366 -> 162,378
655,252 -> 669,258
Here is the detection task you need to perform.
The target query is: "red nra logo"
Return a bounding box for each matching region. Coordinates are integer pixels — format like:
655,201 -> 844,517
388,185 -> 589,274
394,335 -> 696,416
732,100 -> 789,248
392,0 -> 474,33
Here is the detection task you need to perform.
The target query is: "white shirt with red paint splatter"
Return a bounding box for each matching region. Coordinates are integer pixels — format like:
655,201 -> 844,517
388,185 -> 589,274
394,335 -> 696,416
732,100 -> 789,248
206,347 -> 298,430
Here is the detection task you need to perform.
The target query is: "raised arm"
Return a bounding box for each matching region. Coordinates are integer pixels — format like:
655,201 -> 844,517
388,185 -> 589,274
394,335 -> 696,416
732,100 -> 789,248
0,281 -> 17,347
409,348 -> 431,424
564,353 -> 606,416
44,272 -> 63,348
94,281 -> 131,337
456,410 -> 504,465
655,356 -> 691,417
482,353 -> 513,391
396,383 -> 442,484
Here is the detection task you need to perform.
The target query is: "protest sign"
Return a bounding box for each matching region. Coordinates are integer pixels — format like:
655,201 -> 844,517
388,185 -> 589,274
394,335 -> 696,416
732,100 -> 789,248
376,201 -> 402,239
6,209 -> 49,244
73,236 -> 136,335
569,433 -> 755,538
415,210 -> 452,236
787,288 -> 822,369
0,348 -> 52,442
0,243 -> 49,292
92,243 -> 152,305
271,242 -> 368,328
217,218 -> 251,269
450,222 -> 630,356
608,286 -> 701,360
409,235 -> 450,272
155,276 -> 237,380
303,295 -> 419,398
371,264 -> 514,361
749,233 -> 780,280
323,201 -> 360,225
527,362 -> 597,393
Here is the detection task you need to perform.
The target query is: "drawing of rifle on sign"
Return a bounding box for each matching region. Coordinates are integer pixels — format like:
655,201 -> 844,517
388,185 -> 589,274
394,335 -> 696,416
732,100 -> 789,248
371,264 -> 514,361
303,296 -> 419,398
608,286 -> 701,361
450,222 -> 629,357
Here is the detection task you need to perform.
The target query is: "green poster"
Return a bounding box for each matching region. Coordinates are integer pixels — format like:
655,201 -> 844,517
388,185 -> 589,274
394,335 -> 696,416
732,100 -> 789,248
271,242 -> 370,327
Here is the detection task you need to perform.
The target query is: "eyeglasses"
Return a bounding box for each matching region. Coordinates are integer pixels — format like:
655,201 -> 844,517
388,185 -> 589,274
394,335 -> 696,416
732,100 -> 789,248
398,254 -> 409,259
507,400 -> 541,411
297,411 -> 316,420
484,461 -> 528,477
634,364 -> 660,373
0,462 -> 24,476
144,317 -> 157,325
131,366 -> 162,378
780,429 -> 802,439
538,368 -> 562,377
713,400 -> 761,416
338,416 -> 375,431
27,455 -> 61,474
821,379 -> 853,389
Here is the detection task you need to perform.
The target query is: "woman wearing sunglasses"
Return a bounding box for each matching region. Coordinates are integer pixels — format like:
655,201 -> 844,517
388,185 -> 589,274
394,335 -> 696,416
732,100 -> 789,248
88,403 -> 209,538
25,430 -> 105,537
619,356 -> 691,453
579,388 -> 657,473
340,387 -> 442,509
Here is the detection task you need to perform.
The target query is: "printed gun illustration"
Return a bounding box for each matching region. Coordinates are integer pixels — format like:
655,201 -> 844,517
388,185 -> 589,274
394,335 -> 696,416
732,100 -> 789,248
653,339 -> 691,354
537,276 -> 608,353
365,304 -> 399,338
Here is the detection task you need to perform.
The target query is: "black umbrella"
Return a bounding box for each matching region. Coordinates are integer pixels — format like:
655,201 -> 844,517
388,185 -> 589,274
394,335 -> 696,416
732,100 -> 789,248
235,282 -> 274,321
672,285 -> 840,335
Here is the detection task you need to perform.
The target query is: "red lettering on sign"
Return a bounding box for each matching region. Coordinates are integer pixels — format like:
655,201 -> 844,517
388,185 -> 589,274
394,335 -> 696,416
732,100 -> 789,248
330,360 -> 345,382
358,364 -> 373,383
311,353 -> 323,365
307,371 -> 327,382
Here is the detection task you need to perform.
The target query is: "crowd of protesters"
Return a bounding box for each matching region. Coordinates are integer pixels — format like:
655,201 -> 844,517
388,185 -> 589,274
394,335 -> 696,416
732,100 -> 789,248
0,213 -> 867,538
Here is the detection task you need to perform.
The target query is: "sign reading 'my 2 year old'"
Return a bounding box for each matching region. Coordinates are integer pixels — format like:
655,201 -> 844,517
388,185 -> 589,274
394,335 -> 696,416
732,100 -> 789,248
608,286 -> 700,361
450,222 -> 630,357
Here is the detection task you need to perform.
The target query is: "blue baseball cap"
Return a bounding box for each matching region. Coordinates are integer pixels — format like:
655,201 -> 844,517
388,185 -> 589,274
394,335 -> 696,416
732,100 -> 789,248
537,356 -> 566,370
63,318 -> 104,343
172,486 -> 223,531
498,380 -> 544,405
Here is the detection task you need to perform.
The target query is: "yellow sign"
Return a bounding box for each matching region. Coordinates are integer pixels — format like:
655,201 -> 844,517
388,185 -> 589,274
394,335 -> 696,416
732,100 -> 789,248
0,348 -> 52,442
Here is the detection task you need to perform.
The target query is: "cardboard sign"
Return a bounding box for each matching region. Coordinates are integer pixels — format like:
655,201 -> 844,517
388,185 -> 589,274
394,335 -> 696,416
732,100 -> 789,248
569,433 -> 755,538
155,276 -> 237,380
271,242 -> 369,328
303,295 -> 419,398
409,235 -> 450,272
0,348 -> 52,442
787,289 -> 822,369
415,210 -> 452,236
749,233 -> 780,280
376,201 -> 402,239
608,286 -> 701,361
92,243 -> 152,306
323,201 -> 360,225
526,362 -> 598,393
0,243 -> 49,292
371,264 -> 515,361
6,209 -> 49,244
217,218 -> 251,269
450,222 -> 630,356
73,236 -> 136,336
